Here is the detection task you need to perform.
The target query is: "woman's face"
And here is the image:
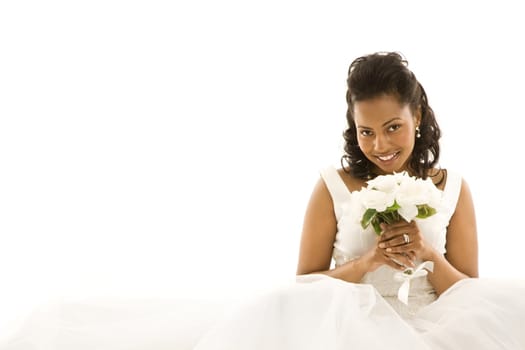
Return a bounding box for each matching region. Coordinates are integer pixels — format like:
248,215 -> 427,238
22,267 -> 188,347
353,94 -> 420,175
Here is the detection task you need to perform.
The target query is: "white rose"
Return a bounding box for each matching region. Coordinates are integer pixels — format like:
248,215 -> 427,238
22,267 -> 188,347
365,172 -> 403,193
360,187 -> 396,212
396,177 -> 442,221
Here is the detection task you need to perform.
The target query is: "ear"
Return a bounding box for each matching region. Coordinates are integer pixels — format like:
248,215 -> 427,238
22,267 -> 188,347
414,105 -> 422,127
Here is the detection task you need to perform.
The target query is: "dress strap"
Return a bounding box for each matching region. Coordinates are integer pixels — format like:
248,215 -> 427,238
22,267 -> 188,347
441,169 -> 462,222
320,166 -> 350,220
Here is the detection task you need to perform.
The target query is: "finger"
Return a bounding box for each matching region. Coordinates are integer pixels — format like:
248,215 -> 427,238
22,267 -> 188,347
386,254 -> 414,269
406,251 -> 417,261
380,226 -> 411,241
386,253 -> 415,268
381,221 -> 418,238
379,235 -> 408,249
382,254 -> 406,270
384,220 -> 411,229
384,242 -> 415,254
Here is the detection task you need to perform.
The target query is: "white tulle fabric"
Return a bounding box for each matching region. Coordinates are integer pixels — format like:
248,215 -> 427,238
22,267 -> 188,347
192,167 -> 525,350
2,167 -> 525,350
0,297 -> 231,350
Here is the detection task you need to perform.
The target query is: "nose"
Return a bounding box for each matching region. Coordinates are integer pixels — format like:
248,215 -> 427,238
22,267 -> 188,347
373,133 -> 389,153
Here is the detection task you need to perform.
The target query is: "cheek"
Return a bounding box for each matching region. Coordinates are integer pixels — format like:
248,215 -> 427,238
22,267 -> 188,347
357,137 -> 372,152
389,128 -> 414,145
400,130 -> 416,147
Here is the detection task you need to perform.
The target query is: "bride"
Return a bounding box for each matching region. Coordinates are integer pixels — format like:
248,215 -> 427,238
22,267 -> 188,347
2,52 -> 525,350
193,52 -> 525,349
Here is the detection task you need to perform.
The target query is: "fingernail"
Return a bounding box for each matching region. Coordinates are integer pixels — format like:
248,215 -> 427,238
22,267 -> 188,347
379,243 -> 385,248
386,248 -> 392,252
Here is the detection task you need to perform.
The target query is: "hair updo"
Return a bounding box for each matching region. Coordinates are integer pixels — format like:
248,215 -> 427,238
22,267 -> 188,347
341,52 -> 441,180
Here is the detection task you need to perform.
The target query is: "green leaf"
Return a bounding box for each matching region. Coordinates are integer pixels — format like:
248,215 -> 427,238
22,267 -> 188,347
385,201 -> 401,212
361,208 -> 377,229
416,205 -> 437,218
371,219 -> 382,235
377,211 -> 398,224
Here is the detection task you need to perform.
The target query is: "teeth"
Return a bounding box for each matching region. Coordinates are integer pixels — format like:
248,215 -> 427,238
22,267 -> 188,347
378,153 -> 397,161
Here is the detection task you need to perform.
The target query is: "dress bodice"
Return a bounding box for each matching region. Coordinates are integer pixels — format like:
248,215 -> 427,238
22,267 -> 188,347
320,166 -> 462,316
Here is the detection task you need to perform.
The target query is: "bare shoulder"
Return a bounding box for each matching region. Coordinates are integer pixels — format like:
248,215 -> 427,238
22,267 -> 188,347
444,171 -> 478,277
309,175 -> 333,207
297,173 -> 339,274
456,176 -> 475,210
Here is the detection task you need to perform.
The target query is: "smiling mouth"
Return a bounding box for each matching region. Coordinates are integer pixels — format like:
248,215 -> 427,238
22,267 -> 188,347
376,152 -> 400,162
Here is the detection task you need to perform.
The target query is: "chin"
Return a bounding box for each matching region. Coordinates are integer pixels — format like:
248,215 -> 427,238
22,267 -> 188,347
374,163 -> 406,175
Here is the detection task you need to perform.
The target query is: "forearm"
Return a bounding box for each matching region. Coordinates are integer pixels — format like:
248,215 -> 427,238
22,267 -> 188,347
312,256 -> 370,283
426,250 -> 469,296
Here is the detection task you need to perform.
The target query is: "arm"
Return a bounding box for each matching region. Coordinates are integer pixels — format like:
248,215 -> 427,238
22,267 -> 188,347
296,177 -> 409,282
426,178 -> 479,294
378,178 -> 479,295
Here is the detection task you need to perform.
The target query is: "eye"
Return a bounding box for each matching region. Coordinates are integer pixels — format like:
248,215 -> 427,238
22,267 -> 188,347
359,129 -> 374,137
387,124 -> 401,132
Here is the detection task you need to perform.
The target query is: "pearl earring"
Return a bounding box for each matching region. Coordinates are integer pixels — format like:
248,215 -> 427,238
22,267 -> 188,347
416,126 -> 421,138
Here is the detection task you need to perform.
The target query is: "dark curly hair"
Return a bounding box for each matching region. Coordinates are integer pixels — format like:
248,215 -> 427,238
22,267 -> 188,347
341,52 -> 441,180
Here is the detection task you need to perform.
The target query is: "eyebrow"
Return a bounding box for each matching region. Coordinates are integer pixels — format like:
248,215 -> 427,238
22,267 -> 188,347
357,117 -> 402,129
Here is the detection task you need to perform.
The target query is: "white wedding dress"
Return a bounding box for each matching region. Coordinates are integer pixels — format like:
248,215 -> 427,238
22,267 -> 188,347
193,167 -> 525,349
2,167 -> 525,349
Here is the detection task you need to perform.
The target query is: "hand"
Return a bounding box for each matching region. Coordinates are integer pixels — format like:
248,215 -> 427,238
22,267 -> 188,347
378,221 -> 433,266
361,233 -> 413,272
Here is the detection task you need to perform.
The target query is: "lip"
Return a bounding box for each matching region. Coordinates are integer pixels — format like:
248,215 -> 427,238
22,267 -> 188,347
375,151 -> 400,164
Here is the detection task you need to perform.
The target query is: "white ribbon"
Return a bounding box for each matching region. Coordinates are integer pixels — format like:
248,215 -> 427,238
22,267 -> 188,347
394,261 -> 434,305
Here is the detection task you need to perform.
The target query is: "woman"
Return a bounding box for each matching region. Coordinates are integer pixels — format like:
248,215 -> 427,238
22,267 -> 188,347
194,52 -> 525,349
297,51 -> 477,310
2,52 -> 524,350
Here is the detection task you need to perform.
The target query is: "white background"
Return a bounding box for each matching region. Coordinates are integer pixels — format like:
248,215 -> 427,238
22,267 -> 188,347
1,0 -> 524,334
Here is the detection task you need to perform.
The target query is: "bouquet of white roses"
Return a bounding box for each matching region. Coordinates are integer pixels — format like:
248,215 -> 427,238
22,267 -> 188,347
357,171 -> 442,235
